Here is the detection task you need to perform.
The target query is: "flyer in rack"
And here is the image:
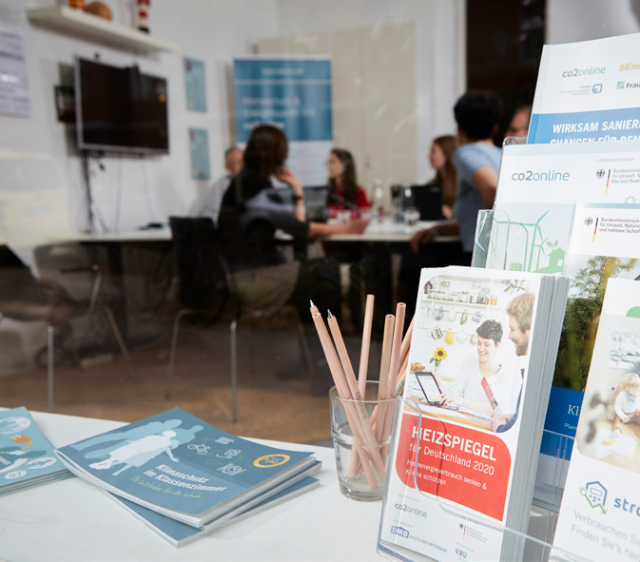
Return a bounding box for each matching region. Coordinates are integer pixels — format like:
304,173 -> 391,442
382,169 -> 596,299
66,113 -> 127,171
488,139 -> 640,509
528,33 -> 640,144
553,279 -> 640,561
379,269 -> 544,561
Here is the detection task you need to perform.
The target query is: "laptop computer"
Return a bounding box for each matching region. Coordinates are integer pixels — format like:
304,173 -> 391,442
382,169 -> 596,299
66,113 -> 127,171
408,183 -> 446,221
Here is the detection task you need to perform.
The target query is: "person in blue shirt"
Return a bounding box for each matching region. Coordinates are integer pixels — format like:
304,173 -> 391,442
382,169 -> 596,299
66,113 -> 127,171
410,92 -> 502,264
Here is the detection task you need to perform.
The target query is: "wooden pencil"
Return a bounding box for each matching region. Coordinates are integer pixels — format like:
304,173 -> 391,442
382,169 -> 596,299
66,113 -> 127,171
310,312 -> 378,487
327,311 -> 386,480
386,302 -> 406,397
375,314 -> 395,441
357,294 -> 375,397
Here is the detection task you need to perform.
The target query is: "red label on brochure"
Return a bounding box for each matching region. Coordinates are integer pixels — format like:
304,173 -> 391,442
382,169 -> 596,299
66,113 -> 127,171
395,414 -> 511,521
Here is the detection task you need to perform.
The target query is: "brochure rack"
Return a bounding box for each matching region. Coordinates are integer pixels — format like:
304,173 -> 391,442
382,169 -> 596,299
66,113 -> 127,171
377,404 -> 585,562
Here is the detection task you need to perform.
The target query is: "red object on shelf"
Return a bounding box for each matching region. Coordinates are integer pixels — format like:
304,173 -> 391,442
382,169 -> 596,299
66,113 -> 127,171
69,0 -> 86,10
137,0 -> 150,33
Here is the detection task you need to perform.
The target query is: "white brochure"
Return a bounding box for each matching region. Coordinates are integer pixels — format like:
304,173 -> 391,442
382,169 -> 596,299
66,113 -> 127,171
529,33 -> 640,144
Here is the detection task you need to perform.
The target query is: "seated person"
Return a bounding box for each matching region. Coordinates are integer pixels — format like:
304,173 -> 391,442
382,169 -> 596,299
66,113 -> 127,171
412,135 -> 458,221
442,319 -> 521,421
505,105 -> 532,139
218,125 -> 368,394
194,146 -> 243,224
410,92 -> 502,265
326,149 -> 369,219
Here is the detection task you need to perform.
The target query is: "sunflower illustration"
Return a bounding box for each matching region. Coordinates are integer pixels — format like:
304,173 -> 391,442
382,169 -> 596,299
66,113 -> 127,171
430,347 -> 447,371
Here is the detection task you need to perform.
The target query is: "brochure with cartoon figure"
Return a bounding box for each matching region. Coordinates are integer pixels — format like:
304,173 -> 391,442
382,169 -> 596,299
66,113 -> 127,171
55,408 -> 316,528
0,406 -> 71,495
553,279 -> 640,561
378,267 -> 569,562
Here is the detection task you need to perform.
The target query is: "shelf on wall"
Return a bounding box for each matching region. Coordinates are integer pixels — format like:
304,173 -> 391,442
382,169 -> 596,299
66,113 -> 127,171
27,6 -> 179,54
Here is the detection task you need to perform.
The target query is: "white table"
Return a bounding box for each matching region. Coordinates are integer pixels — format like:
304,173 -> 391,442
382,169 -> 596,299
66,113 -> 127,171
0,410 -> 385,562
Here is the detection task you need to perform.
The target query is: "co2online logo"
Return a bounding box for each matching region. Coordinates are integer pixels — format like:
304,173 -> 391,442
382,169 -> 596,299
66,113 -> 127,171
511,170 -> 570,182
562,66 -> 606,78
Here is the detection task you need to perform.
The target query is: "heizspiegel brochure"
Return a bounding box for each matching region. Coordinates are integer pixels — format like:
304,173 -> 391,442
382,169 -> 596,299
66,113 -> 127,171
378,267 -> 568,562
528,33 -> 640,145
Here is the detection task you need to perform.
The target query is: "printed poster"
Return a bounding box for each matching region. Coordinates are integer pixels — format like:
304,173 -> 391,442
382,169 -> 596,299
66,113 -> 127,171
529,33 -> 640,144
189,128 -> 211,180
0,30 -> 30,118
184,57 -> 206,113
233,57 -> 332,186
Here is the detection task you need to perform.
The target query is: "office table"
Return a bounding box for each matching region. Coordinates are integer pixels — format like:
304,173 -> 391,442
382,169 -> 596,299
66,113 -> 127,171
0,410 -> 385,562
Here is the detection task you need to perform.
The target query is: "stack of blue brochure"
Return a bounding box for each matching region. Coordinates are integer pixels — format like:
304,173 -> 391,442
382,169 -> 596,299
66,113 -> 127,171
0,406 -> 71,495
55,407 -> 320,547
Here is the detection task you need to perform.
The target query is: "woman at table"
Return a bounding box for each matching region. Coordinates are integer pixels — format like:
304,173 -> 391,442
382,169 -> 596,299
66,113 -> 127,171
424,135 -> 458,219
326,149 -> 369,219
218,124 -> 368,393
441,320 -> 521,422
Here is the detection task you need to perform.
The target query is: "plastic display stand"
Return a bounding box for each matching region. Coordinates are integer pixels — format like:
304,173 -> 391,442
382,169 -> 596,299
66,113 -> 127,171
376,402 -> 587,562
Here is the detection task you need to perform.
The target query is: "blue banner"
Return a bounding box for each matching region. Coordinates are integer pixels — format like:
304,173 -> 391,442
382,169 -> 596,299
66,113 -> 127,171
233,58 -> 332,143
529,107 -> 640,144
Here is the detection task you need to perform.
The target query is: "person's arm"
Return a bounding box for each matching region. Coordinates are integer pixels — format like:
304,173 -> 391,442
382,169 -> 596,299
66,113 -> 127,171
473,166 -> 499,209
308,218 -> 369,238
275,168 -> 306,222
409,220 -> 460,253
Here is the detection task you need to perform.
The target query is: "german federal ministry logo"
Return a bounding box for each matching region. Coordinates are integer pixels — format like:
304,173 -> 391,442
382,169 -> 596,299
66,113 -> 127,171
253,454 -> 290,468
596,169 -> 606,179
580,481 -> 607,513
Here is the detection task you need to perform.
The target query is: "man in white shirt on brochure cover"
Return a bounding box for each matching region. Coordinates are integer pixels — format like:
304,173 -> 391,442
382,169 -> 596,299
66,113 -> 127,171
193,146 -> 243,224
491,292 -> 535,432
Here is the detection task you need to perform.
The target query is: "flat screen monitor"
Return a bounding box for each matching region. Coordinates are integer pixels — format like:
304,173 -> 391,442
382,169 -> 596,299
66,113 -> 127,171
75,57 -> 169,154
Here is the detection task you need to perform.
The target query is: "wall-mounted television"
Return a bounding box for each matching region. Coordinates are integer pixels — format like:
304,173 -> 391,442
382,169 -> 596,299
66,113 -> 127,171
74,57 -> 169,154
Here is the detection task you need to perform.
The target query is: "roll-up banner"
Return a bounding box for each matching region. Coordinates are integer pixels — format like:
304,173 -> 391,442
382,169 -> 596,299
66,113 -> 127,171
233,57 -> 332,186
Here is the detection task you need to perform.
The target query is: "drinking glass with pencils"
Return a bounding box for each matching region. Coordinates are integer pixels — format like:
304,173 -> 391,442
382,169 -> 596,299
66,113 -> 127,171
310,296 -> 413,501
329,381 -> 401,500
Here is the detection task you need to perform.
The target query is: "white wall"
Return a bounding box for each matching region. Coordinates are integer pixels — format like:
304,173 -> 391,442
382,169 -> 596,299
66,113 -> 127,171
547,0 -> 640,44
0,0 -> 279,243
270,0 -> 465,184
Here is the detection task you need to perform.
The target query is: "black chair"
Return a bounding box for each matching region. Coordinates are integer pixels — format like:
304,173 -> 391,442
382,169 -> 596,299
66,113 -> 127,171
0,245 -> 135,412
165,216 -> 314,422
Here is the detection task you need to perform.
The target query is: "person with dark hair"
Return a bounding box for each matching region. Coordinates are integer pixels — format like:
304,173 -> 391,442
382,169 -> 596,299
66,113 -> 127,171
326,149 -> 369,218
506,105 -> 532,138
410,92 -> 502,264
195,146 -> 243,224
442,318 -> 521,422
218,124 -> 369,394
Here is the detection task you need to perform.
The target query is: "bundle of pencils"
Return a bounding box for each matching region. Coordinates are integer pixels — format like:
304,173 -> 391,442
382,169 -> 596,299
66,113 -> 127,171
310,296 -> 414,487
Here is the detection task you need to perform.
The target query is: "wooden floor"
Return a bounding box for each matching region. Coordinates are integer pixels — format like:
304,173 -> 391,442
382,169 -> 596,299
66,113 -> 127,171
0,314 -> 374,446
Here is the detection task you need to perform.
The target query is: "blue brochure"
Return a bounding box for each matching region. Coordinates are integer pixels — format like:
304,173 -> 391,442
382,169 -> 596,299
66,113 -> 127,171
55,408 -> 316,527
0,406 -> 70,495
112,467 -> 321,547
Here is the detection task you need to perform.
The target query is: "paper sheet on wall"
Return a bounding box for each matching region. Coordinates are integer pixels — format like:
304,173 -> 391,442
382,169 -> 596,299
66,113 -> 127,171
184,57 -> 206,113
0,30 -> 30,118
189,128 -> 211,181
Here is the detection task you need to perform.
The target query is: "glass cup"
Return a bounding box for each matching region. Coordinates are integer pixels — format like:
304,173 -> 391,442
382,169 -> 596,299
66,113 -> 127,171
337,210 -> 351,224
329,381 -> 399,501
403,208 -> 420,231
